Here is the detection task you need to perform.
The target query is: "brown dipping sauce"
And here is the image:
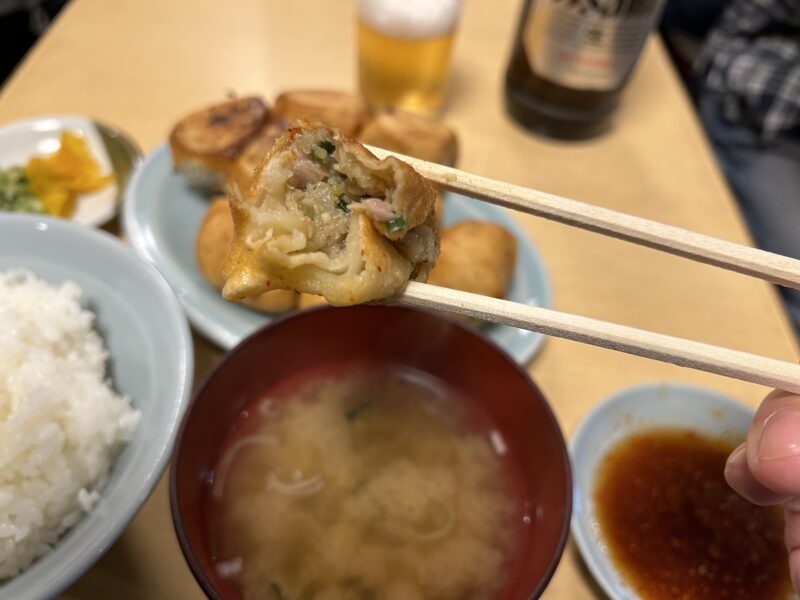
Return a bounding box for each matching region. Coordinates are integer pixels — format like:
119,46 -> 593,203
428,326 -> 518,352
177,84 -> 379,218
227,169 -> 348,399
595,429 -> 791,600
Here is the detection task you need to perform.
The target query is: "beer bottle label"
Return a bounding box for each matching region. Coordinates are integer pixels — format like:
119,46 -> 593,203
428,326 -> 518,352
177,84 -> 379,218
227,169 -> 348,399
523,0 -> 664,91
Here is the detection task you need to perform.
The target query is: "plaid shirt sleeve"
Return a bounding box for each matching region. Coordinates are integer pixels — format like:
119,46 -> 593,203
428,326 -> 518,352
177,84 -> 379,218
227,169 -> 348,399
695,0 -> 800,142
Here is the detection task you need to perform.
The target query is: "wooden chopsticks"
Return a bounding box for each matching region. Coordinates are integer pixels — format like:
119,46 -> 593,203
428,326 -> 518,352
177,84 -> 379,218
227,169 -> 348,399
364,146 -> 800,392
366,145 -> 800,290
393,282 -> 800,394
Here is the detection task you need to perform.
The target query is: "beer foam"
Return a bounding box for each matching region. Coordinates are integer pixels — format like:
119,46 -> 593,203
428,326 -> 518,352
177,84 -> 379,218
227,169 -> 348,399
359,0 -> 462,39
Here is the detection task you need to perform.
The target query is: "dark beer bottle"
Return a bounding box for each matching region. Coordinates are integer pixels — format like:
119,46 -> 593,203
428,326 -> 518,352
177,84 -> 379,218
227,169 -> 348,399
505,0 -> 665,139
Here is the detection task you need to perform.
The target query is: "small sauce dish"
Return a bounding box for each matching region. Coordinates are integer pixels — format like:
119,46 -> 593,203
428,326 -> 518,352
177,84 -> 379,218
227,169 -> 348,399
570,382 -> 759,599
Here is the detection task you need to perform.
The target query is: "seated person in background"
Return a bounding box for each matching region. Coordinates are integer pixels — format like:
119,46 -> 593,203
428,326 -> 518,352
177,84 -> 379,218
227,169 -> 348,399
665,0 -> 800,337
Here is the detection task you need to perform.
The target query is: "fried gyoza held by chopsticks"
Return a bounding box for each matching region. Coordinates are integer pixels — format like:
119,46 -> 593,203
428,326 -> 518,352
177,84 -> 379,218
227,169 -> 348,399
196,197 -> 297,313
222,120 -> 439,306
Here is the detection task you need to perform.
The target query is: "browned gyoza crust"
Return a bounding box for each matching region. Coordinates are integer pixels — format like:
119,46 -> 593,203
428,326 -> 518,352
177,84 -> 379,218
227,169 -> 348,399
359,109 -> 459,166
169,96 -> 269,187
195,198 -> 297,313
225,119 -> 289,194
273,91 -> 370,136
222,120 -> 439,306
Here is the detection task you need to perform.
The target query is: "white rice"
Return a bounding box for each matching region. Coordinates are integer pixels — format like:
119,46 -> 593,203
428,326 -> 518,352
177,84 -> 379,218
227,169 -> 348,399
0,269 -> 140,579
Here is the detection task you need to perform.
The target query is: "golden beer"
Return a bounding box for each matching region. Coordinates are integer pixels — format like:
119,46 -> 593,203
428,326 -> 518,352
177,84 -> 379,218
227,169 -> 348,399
357,0 -> 461,115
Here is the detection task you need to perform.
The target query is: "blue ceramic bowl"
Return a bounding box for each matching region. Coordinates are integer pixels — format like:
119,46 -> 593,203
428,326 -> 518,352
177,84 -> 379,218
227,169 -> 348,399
0,214 -> 193,600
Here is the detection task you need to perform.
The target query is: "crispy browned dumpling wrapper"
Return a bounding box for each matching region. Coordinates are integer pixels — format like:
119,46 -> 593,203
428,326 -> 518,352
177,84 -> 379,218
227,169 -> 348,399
434,196 -> 444,230
222,120 -> 439,306
196,198 -> 233,290
226,120 -> 289,195
196,198 -> 297,314
244,288 -> 297,313
170,96 -> 269,190
360,109 -> 458,166
427,221 -> 517,300
297,293 -> 329,309
274,91 -> 370,136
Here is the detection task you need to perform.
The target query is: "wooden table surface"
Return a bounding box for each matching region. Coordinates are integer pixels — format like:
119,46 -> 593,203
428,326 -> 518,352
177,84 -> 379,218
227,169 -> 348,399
1,0 -> 798,597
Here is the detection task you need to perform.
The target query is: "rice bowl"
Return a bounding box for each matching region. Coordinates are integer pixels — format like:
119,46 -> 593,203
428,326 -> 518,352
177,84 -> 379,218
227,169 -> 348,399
0,214 -> 192,600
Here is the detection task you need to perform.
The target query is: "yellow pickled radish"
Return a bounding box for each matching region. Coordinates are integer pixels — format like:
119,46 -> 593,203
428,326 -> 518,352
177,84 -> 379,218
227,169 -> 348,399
25,132 -> 113,217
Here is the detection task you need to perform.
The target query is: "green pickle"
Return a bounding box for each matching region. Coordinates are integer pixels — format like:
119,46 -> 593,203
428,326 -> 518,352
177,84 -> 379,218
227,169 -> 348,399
0,167 -> 45,214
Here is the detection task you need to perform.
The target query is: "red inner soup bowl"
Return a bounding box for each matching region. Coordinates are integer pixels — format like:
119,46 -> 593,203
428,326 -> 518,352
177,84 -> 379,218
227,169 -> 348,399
170,305 -> 571,599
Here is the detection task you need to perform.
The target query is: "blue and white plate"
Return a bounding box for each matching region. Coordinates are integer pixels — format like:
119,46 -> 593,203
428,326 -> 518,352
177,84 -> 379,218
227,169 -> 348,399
123,144 -> 552,364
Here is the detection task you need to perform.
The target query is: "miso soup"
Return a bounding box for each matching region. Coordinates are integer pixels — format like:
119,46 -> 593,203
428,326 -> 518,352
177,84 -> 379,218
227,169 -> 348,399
208,366 -> 524,599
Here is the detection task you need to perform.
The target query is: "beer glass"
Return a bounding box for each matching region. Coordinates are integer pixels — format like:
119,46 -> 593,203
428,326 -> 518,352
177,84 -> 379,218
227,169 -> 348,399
357,0 -> 462,115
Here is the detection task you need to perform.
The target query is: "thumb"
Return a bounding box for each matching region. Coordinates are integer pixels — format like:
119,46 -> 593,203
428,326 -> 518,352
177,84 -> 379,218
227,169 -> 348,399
746,390 -> 800,497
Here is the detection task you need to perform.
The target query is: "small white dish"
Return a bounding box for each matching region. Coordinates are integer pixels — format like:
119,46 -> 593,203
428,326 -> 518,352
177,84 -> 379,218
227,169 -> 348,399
570,382 -> 754,600
123,143 -> 553,364
0,115 -> 140,227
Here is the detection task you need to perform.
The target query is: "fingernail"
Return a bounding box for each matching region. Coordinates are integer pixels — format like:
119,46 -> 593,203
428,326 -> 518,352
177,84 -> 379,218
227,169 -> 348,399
757,408 -> 800,461
725,443 -> 747,471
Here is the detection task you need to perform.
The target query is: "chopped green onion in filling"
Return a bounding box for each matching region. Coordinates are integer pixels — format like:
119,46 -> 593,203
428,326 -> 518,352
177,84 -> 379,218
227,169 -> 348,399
308,147 -> 326,163
386,217 -> 406,233
336,198 -> 350,213
308,140 -> 336,163
317,140 -> 335,154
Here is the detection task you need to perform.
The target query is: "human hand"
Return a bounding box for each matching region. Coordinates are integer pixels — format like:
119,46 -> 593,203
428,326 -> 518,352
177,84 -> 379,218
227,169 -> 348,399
725,389 -> 800,591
